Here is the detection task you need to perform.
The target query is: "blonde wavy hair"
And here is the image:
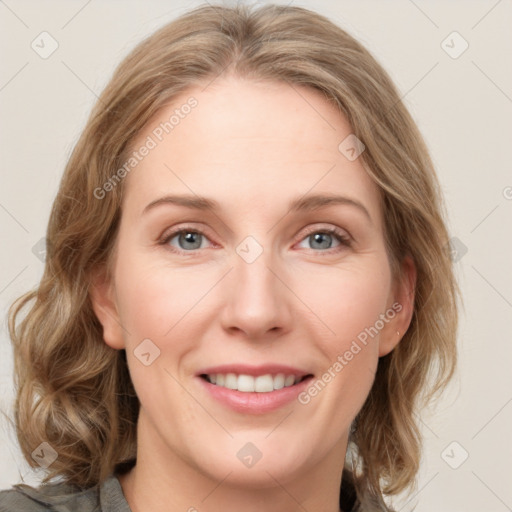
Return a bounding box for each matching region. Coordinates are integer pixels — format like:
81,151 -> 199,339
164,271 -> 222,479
7,3 -> 458,510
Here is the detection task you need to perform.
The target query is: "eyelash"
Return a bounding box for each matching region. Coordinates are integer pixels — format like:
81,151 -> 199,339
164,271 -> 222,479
158,224 -> 352,256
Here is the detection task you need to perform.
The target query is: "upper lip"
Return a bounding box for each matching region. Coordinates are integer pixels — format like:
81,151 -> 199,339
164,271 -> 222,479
197,364 -> 313,378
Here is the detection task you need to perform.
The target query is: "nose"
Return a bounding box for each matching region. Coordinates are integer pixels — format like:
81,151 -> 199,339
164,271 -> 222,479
219,247 -> 293,340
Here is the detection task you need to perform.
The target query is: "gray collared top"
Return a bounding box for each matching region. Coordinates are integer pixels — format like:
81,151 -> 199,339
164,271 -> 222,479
0,474 -> 132,512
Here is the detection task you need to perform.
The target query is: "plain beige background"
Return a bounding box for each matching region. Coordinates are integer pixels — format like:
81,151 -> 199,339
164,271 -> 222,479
1,1 -> 511,511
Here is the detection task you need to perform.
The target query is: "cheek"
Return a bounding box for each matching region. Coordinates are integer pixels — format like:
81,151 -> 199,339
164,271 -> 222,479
112,253 -> 207,413
114,253 -> 213,340
294,260 -> 390,416
298,259 -> 391,348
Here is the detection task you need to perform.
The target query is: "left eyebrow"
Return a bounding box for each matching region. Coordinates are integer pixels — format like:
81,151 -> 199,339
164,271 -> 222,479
288,194 -> 372,222
142,193 -> 372,223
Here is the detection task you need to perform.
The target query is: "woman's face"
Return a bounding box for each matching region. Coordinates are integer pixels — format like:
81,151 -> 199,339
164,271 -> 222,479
92,76 -> 414,487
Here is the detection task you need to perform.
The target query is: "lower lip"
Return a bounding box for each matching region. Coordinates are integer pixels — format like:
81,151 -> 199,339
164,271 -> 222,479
197,376 -> 314,414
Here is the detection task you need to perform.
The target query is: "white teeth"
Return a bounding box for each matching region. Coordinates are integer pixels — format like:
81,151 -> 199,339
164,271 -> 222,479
254,374 -> 274,392
273,373 -> 285,390
225,373 -> 237,390
206,372 -> 305,393
284,375 -> 295,387
238,374 -> 255,392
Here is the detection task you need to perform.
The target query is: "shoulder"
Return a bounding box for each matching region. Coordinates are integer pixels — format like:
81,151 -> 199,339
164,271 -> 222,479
0,486 -> 53,511
0,475 -> 110,512
0,474 -> 130,512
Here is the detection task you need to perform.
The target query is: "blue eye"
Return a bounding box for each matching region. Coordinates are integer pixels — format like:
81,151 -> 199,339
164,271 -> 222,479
160,226 -> 351,255
297,228 -> 350,252
165,230 -> 209,251
310,232 -> 336,250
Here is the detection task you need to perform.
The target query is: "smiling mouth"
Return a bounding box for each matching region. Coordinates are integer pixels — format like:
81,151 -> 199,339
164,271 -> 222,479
200,373 -> 313,393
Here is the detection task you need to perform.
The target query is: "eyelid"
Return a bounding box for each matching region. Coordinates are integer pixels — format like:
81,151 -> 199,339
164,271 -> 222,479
159,221 -> 210,239
297,223 -> 352,243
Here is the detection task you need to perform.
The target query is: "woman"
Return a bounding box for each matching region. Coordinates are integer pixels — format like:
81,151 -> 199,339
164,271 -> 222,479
1,3 -> 458,511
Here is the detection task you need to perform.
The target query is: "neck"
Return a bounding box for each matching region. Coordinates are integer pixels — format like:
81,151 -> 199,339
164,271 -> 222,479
118,409 -> 347,512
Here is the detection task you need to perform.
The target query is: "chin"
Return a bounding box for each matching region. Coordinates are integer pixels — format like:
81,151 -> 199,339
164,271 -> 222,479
184,433 -> 321,488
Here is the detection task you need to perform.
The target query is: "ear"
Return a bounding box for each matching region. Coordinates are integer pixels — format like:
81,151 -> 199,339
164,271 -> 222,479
89,267 -> 126,350
379,256 -> 417,357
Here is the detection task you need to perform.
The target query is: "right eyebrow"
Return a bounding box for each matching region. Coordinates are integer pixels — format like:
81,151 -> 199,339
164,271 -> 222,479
143,194 -> 217,215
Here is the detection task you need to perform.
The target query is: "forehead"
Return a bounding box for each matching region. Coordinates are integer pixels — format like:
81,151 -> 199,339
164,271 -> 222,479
123,76 -> 382,226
